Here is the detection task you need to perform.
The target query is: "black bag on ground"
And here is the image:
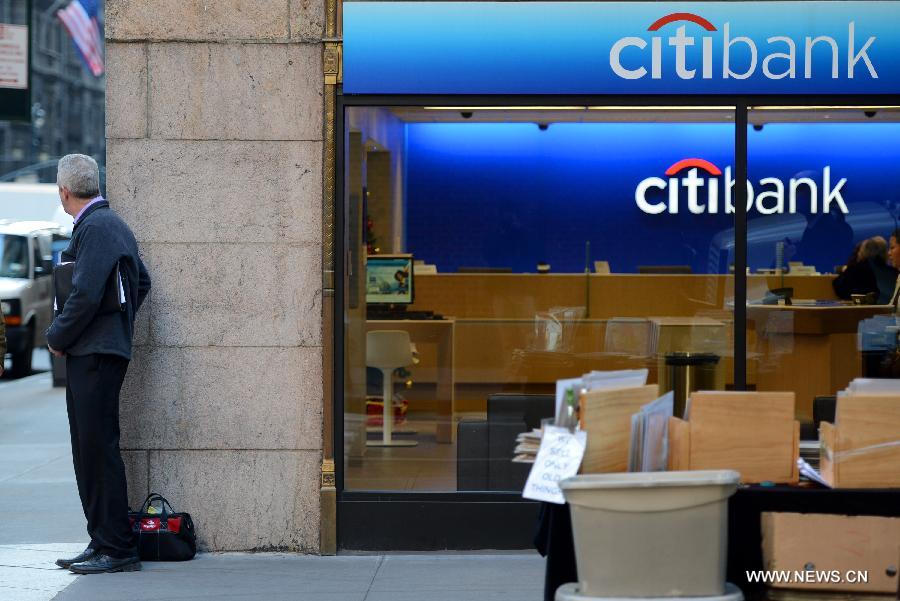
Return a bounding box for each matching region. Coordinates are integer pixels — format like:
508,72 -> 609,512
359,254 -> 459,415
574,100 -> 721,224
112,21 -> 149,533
129,493 -> 197,561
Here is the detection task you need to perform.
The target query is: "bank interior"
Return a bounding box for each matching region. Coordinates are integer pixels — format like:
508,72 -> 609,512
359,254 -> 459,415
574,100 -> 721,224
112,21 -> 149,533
342,105 -> 900,492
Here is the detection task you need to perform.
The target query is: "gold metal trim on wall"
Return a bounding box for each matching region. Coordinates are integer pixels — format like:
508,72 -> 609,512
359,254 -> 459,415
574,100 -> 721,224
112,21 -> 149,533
326,0 -> 338,38
320,0 -> 341,557
324,41 -> 343,87
321,458 -> 336,488
322,3 -> 342,283
323,81 -> 337,286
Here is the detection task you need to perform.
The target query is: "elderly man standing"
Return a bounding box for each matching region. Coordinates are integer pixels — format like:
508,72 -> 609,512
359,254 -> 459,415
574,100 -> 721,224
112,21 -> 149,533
47,154 -> 151,574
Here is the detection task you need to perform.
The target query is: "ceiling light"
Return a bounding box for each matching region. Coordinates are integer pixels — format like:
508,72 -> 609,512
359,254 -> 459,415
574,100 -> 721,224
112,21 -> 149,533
422,106 -> 587,110
588,106 -> 736,110
751,105 -> 900,110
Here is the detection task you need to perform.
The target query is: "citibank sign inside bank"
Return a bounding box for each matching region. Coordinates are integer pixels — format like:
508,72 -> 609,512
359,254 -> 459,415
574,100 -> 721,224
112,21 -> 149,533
610,12 -> 878,80
635,158 -> 849,216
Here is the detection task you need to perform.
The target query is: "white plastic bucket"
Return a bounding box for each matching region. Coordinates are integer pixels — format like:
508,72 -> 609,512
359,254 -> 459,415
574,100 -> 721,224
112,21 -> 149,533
559,470 -> 740,598
555,582 -> 744,601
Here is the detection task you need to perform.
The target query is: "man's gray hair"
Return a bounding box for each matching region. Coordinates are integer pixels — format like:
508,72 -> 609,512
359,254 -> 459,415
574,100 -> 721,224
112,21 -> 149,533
57,154 -> 100,199
860,236 -> 888,261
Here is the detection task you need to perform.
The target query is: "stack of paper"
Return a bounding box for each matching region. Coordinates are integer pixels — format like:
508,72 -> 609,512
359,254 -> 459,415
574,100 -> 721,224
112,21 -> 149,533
540,369 -> 652,473
628,392 -> 674,472
844,378 -> 900,395
512,429 -> 543,463
797,457 -> 830,487
554,369 -> 649,424
798,440 -> 820,473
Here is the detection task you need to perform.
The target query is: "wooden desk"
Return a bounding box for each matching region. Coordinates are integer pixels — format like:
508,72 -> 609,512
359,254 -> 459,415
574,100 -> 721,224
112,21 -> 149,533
405,317 -> 737,394
406,273 -> 831,391
378,275 -> 843,407
747,304 -> 893,419
367,319 -> 455,443
411,273 -> 837,319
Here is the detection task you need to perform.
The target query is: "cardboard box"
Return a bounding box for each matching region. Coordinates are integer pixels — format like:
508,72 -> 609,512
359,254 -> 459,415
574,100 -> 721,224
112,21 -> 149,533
820,393 -> 900,489
762,512 -> 900,594
668,391 -> 799,484
579,385 -> 658,473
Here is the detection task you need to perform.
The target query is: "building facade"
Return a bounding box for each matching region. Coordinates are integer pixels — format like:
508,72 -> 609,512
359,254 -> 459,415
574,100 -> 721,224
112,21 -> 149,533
106,0 -> 332,552
106,0 -> 900,555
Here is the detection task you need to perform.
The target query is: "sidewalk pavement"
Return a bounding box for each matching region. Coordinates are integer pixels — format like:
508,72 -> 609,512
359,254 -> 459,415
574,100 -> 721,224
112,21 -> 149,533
0,373 -> 86,545
1,363 -> 547,601
0,370 -> 91,601
0,543 -> 86,601
49,552 -> 546,601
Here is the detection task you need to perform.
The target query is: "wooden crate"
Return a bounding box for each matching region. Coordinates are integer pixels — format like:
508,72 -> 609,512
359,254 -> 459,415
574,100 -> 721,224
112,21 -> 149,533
819,393 -> 900,488
579,384 -> 659,473
762,512 -> 900,594
668,391 -> 799,484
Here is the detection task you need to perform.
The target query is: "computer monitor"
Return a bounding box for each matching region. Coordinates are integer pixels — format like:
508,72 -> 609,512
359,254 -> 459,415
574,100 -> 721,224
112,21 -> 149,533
637,265 -> 693,274
366,254 -> 414,305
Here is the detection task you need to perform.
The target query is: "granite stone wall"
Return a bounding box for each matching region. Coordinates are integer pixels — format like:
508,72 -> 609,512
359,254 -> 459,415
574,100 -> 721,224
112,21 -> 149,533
106,0 -> 325,552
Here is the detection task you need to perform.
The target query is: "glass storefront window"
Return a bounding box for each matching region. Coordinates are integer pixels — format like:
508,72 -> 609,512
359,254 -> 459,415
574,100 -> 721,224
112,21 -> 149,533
746,109 -> 900,421
341,106 -> 739,493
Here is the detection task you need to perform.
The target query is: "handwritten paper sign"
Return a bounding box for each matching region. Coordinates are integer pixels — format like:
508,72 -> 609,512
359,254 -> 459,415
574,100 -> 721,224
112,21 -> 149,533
523,426 -> 587,504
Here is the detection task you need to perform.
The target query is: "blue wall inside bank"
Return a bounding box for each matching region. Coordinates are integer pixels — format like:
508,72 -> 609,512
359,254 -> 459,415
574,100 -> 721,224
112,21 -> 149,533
404,122 -> 900,274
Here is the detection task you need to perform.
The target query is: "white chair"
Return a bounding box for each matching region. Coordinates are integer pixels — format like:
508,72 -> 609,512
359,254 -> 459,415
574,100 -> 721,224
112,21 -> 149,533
366,330 -> 417,447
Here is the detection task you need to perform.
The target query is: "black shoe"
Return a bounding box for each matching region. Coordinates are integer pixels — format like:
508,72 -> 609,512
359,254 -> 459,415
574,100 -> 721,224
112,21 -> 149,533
55,547 -> 99,569
69,554 -> 142,574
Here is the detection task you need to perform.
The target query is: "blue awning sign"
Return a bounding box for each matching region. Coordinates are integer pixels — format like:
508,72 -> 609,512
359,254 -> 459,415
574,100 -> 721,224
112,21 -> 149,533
343,2 -> 900,95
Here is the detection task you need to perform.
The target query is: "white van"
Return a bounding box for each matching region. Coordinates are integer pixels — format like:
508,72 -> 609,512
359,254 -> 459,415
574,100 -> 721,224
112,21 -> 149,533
0,183 -> 73,234
1,221 -> 68,377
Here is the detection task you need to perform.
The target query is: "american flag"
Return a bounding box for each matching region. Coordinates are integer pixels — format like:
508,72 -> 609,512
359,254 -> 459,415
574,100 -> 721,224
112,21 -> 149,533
57,0 -> 104,77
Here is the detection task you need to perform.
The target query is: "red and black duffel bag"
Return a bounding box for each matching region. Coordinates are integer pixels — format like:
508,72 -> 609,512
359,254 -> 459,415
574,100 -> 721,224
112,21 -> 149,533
129,493 -> 197,561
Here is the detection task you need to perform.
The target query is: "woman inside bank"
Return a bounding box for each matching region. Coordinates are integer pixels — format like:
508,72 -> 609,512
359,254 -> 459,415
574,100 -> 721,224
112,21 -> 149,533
832,236 -> 898,304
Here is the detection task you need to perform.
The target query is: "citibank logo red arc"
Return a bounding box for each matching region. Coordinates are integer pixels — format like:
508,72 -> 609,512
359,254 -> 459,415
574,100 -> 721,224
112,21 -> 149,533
648,13 -> 717,33
664,158 -> 722,177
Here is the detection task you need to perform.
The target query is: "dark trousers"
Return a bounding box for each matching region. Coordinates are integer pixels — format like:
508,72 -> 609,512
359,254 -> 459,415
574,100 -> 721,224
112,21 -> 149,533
65,353 -> 136,558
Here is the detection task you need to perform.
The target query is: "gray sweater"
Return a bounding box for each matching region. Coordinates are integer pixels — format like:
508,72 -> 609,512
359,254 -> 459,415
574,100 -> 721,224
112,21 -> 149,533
46,201 -> 151,359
